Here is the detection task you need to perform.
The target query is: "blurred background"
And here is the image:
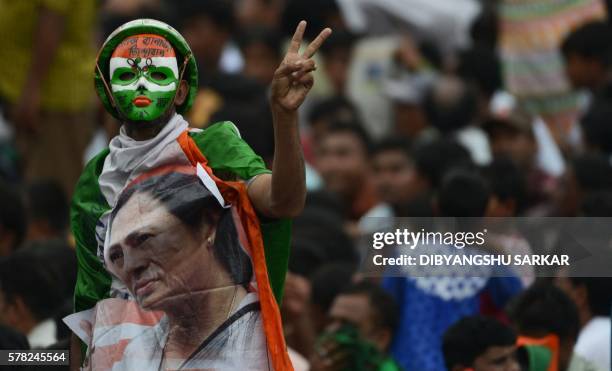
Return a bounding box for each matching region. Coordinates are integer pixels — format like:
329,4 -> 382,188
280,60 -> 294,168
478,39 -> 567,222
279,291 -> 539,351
1,0 -> 612,370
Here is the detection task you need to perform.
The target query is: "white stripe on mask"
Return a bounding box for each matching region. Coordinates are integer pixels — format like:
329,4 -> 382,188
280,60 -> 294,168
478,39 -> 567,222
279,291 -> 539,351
110,57 -> 179,79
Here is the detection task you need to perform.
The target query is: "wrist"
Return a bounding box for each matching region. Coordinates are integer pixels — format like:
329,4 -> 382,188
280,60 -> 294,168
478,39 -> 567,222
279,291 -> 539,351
271,104 -> 298,122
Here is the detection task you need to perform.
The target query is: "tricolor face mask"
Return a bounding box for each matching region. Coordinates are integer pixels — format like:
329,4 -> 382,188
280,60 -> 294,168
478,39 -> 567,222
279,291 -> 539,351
109,34 -> 179,122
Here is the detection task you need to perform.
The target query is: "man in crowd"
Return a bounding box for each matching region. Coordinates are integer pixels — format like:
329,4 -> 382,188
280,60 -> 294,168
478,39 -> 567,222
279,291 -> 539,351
25,180 -> 69,243
315,121 -> 378,222
562,21 -> 612,94
510,282 -> 604,371
0,243 -> 76,348
556,276 -> 612,371
309,281 -> 401,371
370,137 -> 421,215
443,316 -> 521,371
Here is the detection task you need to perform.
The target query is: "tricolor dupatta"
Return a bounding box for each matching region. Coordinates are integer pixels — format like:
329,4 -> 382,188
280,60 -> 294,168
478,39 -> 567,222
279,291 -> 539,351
177,130 -> 294,371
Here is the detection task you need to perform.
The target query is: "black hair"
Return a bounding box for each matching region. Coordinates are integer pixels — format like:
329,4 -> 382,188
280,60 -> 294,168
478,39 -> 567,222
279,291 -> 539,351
509,282 -> 580,341
438,169 -> 490,217
310,263 -> 356,313
340,281 -> 399,333
419,40 -> 443,70
111,172 -> 252,287
21,240 -> 77,301
371,137 -> 412,159
282,0 -> 340,41
0,244 -> 71,322
26,179 -> 69,236
457,46 -> 502,98
292,207 -> 359,274
442,315 -> 517,370
0,325 -> 29,370
581,190 -> 612,216
571,153 -> 612,192
320,30 -> 356,56
413,139 -> 473,189
581,101 -> 612,154
304,190 -> 344,219
482,156 -> 527,214
395,192 -> 435,217
237,26 -> 283,59
568,277 -> 612,316
0,181 -> 26,252
176,0 -> 236,33
208,78 -> 275,162
469,4 -> 499,50
423,78 -> 479,134
561,21 -> 612,66
307,96 -> 359,127
325,120 -> 373,155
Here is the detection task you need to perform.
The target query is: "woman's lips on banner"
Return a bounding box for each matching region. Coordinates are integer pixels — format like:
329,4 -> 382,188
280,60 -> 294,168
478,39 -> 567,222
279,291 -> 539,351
133,96 -> 152,107
134,278 -> 159,297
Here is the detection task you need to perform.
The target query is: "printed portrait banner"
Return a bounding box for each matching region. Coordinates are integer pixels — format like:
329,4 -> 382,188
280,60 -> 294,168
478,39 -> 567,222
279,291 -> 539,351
65,129 -> 291,370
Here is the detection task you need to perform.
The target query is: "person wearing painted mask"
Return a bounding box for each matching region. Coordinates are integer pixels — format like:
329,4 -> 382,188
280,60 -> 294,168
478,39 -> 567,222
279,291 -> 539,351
70,19 -> 331,370
107,35 -> 182,125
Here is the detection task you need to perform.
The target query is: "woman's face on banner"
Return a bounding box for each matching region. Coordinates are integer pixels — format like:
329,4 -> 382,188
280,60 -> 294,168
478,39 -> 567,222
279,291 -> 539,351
107,191 -> 216,310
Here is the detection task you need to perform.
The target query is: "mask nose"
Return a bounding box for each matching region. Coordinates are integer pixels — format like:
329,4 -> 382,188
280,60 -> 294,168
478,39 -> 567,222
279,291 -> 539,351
135,75 -> 148,91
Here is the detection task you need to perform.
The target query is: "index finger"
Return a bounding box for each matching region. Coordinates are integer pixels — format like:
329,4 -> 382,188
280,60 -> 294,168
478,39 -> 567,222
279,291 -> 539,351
302,27 -> 333,58
289,20 -> 307,54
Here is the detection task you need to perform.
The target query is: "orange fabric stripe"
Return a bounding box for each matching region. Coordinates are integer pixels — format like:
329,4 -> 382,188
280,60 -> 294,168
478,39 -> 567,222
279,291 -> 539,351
92,339 -> 131,370
111,34 -> 176,59
95,299 -> 164,327
517,334 -> 559,371
177,131 -> 293,371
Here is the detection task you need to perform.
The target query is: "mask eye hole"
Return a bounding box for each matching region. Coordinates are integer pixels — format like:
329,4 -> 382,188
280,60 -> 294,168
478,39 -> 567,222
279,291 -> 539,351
150,71 -> 167,81
119,71 -> 136,81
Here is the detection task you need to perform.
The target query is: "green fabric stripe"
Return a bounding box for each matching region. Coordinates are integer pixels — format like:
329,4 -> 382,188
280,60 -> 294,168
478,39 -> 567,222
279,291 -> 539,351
72,148 -> 112,313
190,121 -> 272,180
500,0 -> 596,20
260,218 -> 291,302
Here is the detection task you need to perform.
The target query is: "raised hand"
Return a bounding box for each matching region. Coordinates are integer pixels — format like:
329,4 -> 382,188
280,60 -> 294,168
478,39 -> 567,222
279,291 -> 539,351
270,21 -> 332,113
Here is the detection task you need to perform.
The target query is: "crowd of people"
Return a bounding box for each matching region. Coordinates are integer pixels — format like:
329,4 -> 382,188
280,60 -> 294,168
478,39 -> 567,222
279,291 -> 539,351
1,0 -> 612,370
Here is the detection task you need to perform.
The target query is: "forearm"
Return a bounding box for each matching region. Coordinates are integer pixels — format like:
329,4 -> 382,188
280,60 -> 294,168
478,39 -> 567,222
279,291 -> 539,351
267,108 -> 306,217
22,7 -> 65,93
69,333 -> 83,371
248,21 -> 329,218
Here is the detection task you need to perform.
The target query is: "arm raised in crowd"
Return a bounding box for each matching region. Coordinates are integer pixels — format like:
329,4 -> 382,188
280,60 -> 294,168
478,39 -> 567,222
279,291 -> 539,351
248,21 -> 332,218
12,7 -> 65,133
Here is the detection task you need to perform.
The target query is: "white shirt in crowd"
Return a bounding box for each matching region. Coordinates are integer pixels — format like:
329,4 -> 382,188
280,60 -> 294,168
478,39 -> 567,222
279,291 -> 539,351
27,318 -> 57,349
574,316 -> 611,371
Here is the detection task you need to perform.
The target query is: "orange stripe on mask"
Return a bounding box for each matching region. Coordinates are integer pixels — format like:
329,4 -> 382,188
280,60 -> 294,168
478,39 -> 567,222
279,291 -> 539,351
112,34 -> 176,59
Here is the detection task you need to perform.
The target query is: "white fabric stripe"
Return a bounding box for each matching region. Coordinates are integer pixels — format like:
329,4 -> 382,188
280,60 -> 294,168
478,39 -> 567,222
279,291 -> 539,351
196,163 -> 230,208
92,323 -> 159,347
63,309 -> 95,345
110,57 -> 179,78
